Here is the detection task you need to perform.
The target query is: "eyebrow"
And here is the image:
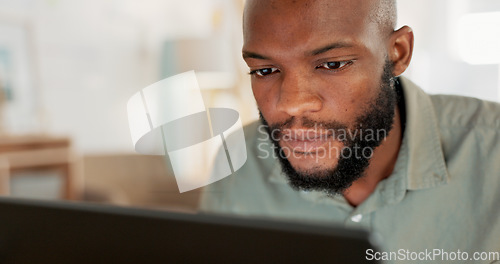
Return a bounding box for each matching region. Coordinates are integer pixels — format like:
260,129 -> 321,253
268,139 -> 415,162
242,41 -> 355,60
309,42 -> 354,56
242,51 -> 270,60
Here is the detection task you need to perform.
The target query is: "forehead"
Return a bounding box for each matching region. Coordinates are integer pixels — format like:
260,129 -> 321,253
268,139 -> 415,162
243,0 -> 381,55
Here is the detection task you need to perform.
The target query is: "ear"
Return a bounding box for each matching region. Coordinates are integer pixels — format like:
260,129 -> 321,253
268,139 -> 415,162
388,26 -> 414,76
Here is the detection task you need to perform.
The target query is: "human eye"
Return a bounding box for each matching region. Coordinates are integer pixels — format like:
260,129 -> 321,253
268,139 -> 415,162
316,61 -> 353,71
249,67 -> 279,77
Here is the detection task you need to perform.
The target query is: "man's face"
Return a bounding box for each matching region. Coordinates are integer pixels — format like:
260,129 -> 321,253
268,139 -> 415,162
243,0 -> 397,193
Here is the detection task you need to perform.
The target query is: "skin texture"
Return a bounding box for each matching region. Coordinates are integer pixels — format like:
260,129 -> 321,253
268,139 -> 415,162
243,0 -> 414,206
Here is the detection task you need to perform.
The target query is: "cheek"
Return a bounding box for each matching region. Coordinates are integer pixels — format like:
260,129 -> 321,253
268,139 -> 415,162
319,77 -> 377,119
252,87 -> 266,110
252,82 -> 278,114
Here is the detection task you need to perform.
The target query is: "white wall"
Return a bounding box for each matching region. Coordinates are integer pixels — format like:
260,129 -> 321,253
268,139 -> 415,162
0,0 -> 239,154
398,0 -> 500,101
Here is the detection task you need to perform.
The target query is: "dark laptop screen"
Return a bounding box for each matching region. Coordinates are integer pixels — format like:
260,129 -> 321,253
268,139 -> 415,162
0,197 -> 380,263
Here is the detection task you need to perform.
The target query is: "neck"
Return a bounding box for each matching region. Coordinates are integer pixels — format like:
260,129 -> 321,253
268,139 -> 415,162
343,105 -> 403,207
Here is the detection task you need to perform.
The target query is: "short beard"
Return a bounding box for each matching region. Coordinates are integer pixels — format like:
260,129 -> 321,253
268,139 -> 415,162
260,60 -> 398,195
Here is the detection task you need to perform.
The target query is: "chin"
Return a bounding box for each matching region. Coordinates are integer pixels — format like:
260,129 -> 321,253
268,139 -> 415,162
281,145 -> 341,171
287,154 -> 339,176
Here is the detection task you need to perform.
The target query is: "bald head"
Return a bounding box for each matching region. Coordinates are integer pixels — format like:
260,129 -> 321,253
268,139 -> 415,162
244,0 -> 397,40
369,0 -> 397,35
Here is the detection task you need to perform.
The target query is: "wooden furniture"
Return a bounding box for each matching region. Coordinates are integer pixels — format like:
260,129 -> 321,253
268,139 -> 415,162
0,157 -> 9,194
0,135 -> 82,200
83,154 -> 201,212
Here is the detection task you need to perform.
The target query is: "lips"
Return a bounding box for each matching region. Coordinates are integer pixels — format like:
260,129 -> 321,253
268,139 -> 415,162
280,129 -> 333,153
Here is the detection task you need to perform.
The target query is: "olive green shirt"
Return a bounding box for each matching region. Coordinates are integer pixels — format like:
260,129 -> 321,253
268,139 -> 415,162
200,77 -> 500,263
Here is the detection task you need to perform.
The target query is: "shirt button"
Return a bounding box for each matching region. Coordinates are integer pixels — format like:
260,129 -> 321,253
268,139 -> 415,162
351,214 -> 363,223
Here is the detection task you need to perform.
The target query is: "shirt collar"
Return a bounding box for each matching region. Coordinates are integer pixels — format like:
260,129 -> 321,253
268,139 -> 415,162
398,77 -> 450,190
267,77 -> 451,191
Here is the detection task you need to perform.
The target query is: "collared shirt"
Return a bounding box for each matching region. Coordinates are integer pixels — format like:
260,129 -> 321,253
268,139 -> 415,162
200,77 -> 500,263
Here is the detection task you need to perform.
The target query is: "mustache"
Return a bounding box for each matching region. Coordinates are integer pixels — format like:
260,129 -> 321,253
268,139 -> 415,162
265,116 -> 349,139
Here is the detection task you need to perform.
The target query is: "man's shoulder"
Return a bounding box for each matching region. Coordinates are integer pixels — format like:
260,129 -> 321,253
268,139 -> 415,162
429,93 -> 500,130
427,93 -> 500,173
241,120 -> 264,141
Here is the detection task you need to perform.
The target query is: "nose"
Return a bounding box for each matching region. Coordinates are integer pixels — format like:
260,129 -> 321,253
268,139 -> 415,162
275,72 -> 323,116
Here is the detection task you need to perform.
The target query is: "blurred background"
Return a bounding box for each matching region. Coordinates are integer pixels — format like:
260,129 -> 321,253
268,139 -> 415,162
0,0 -> 498,211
